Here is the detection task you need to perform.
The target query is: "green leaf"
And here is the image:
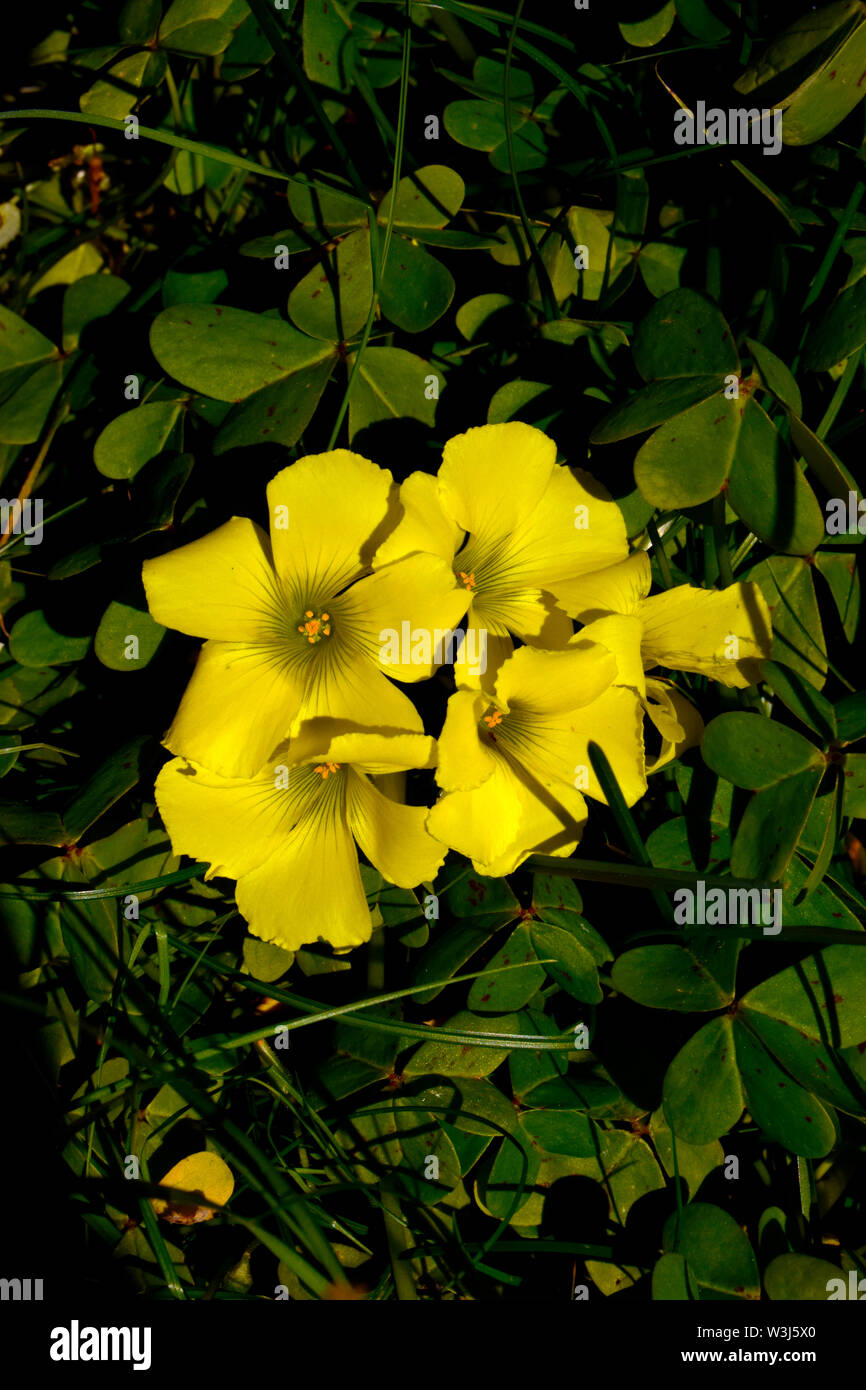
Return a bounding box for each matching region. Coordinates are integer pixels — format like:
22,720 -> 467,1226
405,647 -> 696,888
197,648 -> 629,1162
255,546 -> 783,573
93,401 -> 184,480
661,1202 -> 759,1300
80,48 -> 166,119
377,165 -> 464,229
120,0 -> 162,44
302,0 -> 354,91
30,243 -> 104,294
746,4 -> 866,146
618,2 -> 676,49
611,944 -> 734,1012
762,661 -> 837,744
288,228 -> 373,341
649,1107 -> 723,1196
530,922 -> 601,1004
347,347 -> 437,437
456,293 -> 516,342
150,304 -> 335,404
747,337 -> 803,415
733,1018 -> 837,1158
63,274 -> 130,353
590,375 -> 726,445
636,241 -> 687,297
158,0 -> 247,56
632,289 -> 739,382
0,305 -> 58,390
702,712 -> 823,789
730,765 -> 823,881
764,1253 -> 848,1301
836,690 -> 866,745
214,354 -> 336,452
487,380 -> 552,426
287,179 -> 368,235
744,556 -> 827,689
403,1010 -> 521,1078
663,1015 -> 744,1144
94,602 -> 166,671
634,389 -> 740,509
0,358 -> 73,445
675,0 -> 731,42
63,735 -> 151,842
467,923 -> 545,1013
652,1252 -> 700,1300
519,1109 -> 597,1157
379,240 -> 454,333
9,611 -> 91,667
726,399 -> 825,556
815,551 -> 860,644
393,1100 -> 462,1204
805,276 -> 866,371
162,267 -> 229,308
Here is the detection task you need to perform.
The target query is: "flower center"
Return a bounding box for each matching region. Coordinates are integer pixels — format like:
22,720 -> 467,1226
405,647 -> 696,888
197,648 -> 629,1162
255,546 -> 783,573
298,609 -> 332,644
314,762 -> 341,779
457,570 -> 476,590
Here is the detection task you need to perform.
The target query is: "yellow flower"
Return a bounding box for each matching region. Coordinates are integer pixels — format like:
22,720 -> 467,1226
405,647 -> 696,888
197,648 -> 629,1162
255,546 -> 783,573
374,422 -> 629,679
426,639 -> 617,876
550,551 -> 773,805
155,728 -> 446,952
143,450 -> 466,778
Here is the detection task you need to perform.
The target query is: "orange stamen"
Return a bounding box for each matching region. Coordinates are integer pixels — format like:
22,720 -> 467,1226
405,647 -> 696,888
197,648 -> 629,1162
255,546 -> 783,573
314,762 -> 341,779
458,571 -> 476,590
483,709 -> 503,729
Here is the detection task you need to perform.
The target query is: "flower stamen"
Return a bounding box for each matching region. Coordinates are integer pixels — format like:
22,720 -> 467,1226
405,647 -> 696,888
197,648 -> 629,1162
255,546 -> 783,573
313,762 -> 341,779
298,609 -> 332,643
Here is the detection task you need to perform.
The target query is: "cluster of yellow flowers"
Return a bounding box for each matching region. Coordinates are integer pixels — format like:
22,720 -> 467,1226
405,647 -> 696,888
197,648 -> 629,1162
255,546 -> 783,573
143,422 -> 772,953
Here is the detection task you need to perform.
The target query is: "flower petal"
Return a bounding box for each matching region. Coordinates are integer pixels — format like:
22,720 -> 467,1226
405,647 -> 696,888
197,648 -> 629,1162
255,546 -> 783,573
164,639 -> 306,778
143,517 -> 279,640
495,639 -> 616,718
574,614 -> 646,697
373,471 -> 462,567
639,580 -> 773,686
436,689 -> 497,791
570,685 -> 648,808
347,769 -> 447,887
155,755 -> 313,880
494,464 -> 628,594
287,722 -> 438,774
237,815 -> 373,952
267,449 -> 399,600
288,642 -> 425,737
427,753 -> 522,869
552,551 -> 651,623
454,616 -> 512,694
340,553 -> 469,682
644,679 -> 704,774
428,753 -> 586,877
438,422 -> 556,541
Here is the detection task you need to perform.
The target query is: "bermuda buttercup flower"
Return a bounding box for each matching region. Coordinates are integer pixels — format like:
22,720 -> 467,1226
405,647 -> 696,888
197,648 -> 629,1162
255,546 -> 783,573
552,550 -> 772,686
549,551 -> 773,805
426,638 -> 617,877
143,450 -> 467,778
155,728 -> 446,952
373,422 -> 629,680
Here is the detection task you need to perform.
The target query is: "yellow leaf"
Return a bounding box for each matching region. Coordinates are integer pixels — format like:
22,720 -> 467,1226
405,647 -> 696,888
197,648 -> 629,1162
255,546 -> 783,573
152,1151 -> 234,1225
